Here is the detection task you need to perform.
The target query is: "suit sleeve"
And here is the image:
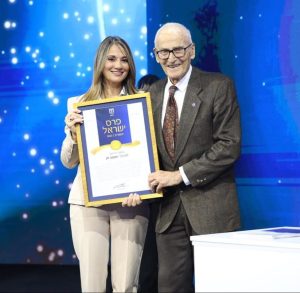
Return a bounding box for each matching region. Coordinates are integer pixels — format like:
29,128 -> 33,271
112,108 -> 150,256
182,78 -> 241,187
60,98 -> 79,169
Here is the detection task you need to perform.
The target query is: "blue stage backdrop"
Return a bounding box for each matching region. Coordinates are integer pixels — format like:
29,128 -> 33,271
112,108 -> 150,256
0,0 -> 147,264
0,0 -> 300,264
148,0 -> 300,229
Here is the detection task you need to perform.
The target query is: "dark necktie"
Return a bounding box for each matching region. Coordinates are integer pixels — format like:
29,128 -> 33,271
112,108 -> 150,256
163,85 -> 178,160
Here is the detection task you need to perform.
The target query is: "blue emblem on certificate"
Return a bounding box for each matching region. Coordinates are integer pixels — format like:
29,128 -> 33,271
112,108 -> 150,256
96,105 -> 132,147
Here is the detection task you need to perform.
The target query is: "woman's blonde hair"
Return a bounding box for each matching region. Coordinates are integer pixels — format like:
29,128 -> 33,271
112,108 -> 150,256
81,36 -> 136,102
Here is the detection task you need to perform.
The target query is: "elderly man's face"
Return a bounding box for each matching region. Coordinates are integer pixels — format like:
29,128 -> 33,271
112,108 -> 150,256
155,27 -> 195,84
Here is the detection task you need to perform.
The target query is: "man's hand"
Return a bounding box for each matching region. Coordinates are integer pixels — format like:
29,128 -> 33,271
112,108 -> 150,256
148,170 -> 183,193
122,193 -> 142,207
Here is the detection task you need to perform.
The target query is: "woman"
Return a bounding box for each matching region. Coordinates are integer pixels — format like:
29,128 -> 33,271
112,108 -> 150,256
60,36 -> 148,293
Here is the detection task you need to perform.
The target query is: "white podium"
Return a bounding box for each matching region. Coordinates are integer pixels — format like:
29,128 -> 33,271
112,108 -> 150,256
191,227 -> 300,292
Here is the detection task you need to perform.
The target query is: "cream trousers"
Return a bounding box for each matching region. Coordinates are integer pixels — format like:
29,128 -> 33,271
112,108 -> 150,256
70,203 -> 149,293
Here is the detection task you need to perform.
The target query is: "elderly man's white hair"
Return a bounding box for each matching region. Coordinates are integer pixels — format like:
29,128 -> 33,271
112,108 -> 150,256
154,22 -> 193,47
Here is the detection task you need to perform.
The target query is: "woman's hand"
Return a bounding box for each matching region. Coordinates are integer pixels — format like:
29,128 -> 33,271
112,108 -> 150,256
64,109 -> 83,143
122,193 -> 142,207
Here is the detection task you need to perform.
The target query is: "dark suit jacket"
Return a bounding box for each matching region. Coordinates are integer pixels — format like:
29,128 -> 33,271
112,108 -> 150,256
149,66 -> 241,235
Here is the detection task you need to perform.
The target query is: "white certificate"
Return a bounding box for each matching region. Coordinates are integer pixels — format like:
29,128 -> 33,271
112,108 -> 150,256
75,93 -> 162,206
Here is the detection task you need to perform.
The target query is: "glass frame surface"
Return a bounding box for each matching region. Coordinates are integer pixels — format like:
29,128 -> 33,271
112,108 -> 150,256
75,93 -> 162,206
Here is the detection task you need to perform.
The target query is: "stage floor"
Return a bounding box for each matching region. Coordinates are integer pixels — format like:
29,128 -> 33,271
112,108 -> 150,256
0,264 -> 81,292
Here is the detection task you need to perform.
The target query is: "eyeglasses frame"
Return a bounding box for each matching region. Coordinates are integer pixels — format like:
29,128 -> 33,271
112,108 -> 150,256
155,43 -> 193,60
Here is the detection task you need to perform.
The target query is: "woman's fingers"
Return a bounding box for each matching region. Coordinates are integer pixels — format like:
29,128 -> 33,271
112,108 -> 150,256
65,110 -> 83,128
122,193 -> 142,207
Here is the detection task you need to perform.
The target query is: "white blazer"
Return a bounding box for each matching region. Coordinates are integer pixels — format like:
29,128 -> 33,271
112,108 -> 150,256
60,96 -> 85,205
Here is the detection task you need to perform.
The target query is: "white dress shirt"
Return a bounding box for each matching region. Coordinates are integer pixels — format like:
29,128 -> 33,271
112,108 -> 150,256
161,65 -> 192,185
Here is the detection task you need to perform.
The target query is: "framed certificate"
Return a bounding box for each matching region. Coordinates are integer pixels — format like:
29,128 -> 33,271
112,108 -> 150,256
75,93 -> 162,206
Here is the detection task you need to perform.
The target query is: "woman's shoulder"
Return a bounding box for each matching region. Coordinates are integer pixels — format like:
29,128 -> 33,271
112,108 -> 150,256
67,94 -> 84,103
66,94 -> 85,111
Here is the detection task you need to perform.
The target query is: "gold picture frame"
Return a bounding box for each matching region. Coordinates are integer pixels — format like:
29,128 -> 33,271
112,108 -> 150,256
75,93 -> 162,206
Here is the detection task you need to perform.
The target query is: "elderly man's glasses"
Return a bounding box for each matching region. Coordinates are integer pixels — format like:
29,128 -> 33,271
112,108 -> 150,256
155,43 -> 193,60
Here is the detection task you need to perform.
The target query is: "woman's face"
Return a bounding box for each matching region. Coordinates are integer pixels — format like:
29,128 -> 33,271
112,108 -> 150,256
103,44 -> 130,86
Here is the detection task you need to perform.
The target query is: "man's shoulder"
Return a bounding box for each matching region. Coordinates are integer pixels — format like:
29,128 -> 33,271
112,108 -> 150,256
191,66 -> 233,84
149,78 -> 166,92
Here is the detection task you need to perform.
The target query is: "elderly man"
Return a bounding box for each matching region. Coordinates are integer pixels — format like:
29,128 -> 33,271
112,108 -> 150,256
147,22 -> 242,292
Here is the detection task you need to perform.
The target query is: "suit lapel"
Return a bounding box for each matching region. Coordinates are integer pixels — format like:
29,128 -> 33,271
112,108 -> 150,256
174,69 -> 203,163
152,69 -> 204,166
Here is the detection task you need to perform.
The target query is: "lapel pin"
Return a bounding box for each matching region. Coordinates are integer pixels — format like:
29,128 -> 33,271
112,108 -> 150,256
192,102 -> 196,107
